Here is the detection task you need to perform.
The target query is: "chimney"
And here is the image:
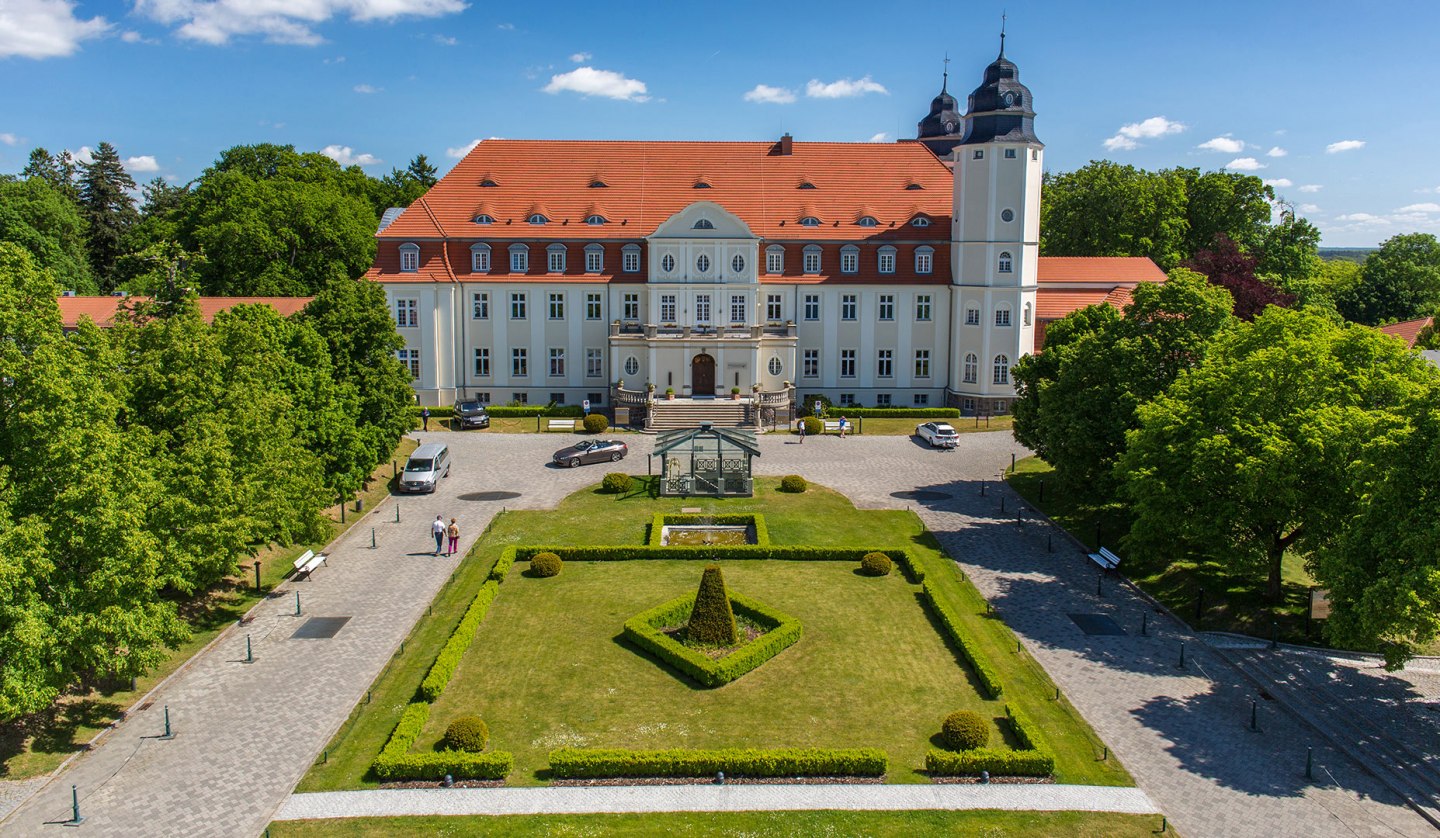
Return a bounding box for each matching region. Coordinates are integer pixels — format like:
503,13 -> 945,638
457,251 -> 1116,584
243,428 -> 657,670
779,133 -> 793,155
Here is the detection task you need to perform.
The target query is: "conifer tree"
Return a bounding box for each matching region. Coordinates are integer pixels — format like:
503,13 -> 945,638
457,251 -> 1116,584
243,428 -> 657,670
77,141 -> 138,290
686,564 -> 737,645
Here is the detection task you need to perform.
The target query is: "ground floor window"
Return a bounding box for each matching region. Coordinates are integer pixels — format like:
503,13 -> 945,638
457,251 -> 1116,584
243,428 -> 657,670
587,392 -> 604,406
963,397 -> 974,414
512,392 -> 528,404
803,349 -> 819,378
875,393 -> 891,406
913,393 -> 929,406
397,348 -> 420,379
994,400 -> 1008,415
550,393 -> 566,404
838,393 -> 856,407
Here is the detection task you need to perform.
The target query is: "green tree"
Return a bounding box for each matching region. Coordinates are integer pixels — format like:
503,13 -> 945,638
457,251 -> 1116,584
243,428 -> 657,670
1337,233 -> 1440,325
77,141 -> 139,291
1011,302 -> 1121,460
374,154 -> 441,213
21,147 -> 80,203
1179,169 -> 1274,257
1120,307 -> 1437,601
1256,204 -> 1323,287
0,176 -> 96,293
1041,161 -> 1189,269
686,565 -> 737,646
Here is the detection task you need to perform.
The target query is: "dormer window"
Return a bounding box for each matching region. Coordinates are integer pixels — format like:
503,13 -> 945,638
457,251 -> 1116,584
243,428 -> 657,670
584,215 -> 607,225
911,217 -> 931,228
904,182 -> 924,190
472,214 -> 495,225
528,213 -> 549,225
588,179 -> 608,188
856,216 -> 878,227
799,216 -> 820,227
399,243 -> 419,273
693,218 -> 715,230
798,181 -> 816,189
470,243 -> 491,273
480,178 -> 499,187
693,181 -> 712,189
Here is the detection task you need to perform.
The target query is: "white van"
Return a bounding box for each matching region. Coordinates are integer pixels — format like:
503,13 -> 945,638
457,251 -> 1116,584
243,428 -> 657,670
400,442 -> 451,493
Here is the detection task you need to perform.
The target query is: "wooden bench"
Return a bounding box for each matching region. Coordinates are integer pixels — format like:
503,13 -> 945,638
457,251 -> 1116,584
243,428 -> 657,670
293,549 -> 327,579
822,420 -> 845,434
1088,546 -> 1121,572
545,418 -> 576,432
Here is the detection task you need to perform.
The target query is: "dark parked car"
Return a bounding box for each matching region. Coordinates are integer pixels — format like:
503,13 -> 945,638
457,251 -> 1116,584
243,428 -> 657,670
453,400 -> 490,429
553,439 -> 628,468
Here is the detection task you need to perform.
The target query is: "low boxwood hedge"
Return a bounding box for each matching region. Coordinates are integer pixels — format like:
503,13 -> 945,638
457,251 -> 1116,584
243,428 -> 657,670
918,581 -> 1003,698
418,580 -> 499,702
646,513 -> 770,546
484,405 -> 585,418
512,544 -> 922,581
548,746 -> 887,779
822,407 -> 960,419
624,590 -> 801,687
924,746 -> 1054,777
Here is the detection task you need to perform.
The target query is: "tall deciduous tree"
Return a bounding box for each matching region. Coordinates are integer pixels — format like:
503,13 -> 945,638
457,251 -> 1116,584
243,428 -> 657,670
1337,233 -> 1440,325
1183,235 -> 1295,320
77,141 -> 138,291
0,176 -> 96,293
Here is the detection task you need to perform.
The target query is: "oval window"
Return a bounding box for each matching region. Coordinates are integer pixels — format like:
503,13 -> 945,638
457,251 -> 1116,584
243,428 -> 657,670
731,254 -> 745,273
697,254 -> 710,273
661,254 -> 676,273
624,357 -> 639,376
768,357 -> 782,376
1001,208 -> 1015,223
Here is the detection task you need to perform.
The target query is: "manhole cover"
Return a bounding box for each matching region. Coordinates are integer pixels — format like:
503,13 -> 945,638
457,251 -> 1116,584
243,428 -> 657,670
890,490 -> 952,501
458,491 -> 523,502
1068,613 -> 1127,636
291,616 -> 352,639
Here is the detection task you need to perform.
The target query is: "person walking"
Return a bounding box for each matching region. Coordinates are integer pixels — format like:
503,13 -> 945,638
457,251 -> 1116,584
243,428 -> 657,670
421,406 -> 431,431
446,518 -> 460,556
797,417 -> 806,443
431,515 -> 445,555
838,415 -> 848,439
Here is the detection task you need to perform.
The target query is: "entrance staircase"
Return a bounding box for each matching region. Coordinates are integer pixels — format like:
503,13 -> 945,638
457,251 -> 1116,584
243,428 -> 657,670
647,398 -> 751,432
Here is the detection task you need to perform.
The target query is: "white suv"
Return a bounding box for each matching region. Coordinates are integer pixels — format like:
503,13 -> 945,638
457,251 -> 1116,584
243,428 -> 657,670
915,422 -> 959,449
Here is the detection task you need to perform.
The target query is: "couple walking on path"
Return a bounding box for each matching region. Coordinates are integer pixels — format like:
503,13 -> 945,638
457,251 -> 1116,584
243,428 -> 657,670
431,515 -> 459,556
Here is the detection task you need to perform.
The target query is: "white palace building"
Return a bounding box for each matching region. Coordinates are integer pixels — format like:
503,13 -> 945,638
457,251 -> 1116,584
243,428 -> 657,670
366,43 -> 1163,421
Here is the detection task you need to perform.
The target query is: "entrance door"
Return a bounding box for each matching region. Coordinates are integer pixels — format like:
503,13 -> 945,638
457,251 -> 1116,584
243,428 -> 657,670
691,353 -> 716,396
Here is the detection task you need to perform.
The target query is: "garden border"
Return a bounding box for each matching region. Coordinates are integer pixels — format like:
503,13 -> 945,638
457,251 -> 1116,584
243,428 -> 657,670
924,704 -> 1056,777
646,513 -> 772,547
548,746 -> 888,779
622,589 -> 802,687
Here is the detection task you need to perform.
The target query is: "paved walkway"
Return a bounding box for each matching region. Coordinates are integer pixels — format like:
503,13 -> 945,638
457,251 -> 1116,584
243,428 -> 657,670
274,784 -> 1160,820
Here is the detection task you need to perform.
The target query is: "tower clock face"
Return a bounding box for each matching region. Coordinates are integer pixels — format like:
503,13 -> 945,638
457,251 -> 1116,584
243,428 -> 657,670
945,121 -> 956,133
1003,92 -> 1015,107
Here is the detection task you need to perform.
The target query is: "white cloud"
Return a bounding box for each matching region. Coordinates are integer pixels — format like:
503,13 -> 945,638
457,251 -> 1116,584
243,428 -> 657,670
446,139 -> 481,159
0,0 -> 111,58
0,133 -> 16,146
805,76 -> 888,99
1299,203 -> 1321,213
543,67 -> 649,102
743,84 -> 795,104
1335,212 -> 1380,223
134,0 -> 466,46
433,34 -> 455,46
868,132 -> 889,143
1103,116 -> 1185,151
1225,157 -> 1265,171
1326,139 -> 1366,153
68,145 -> 94,164
1263,178 -> 1292,188
353,83 -> 380,94
319,144 -> 380,166
1299,184 -> 1323,193
1197,135 -> 1244,153
569,51 -> 590,63
1397,203 -> 1440,213
323,55 -> 345,64
125,155 -> 160,172
496,22 -> 514,30
1266,146 -> 1288,157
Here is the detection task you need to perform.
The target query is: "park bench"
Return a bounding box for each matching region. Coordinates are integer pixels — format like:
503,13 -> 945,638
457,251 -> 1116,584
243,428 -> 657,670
822,420 -> 844,434
1088,546 -> 1121,572
292,549 -> 327,579
545,418 -> 576,432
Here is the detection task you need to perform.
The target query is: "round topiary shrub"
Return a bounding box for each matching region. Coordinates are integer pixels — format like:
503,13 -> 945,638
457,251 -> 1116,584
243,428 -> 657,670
582,413 -> 609,433
600,472 -> 632,494
860,551 -> 893,576
941,710 -> 989,751
441,715 -> 489,752
780,474 -> 807,493
530,551 -> 563,577
801,416 -> 823,436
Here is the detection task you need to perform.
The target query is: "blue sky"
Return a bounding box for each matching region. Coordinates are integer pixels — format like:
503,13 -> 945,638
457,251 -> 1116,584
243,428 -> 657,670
3,1 -> 1439,247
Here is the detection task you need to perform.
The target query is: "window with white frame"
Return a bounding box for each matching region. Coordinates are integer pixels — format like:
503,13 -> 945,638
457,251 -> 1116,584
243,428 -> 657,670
660,294 -> 676,322
512,348 -> 528,377
473,214 -> 494,225
548,347 -> 565,377
804,294 -> 820,321
695,294 -> 711,324
528,213 -> 548,224
800,216 -> 820,227
768,356 -> 782,376
841,294 -> 857,321
911,216 -> 931,228
509,244 -> 529,273
840,245 -> 858,274
693,218 -> 714,229
878,246 -> 896,274
731,254 -> 745,274
623,293 -> 639,320
548,293 -> 565,320
995,305 -> 1012,327
998,251 -> 1013,273
586,348 -> 603,378
622,244 -> 640,273
585,292 -> 602,320
395,298 -> 418,327
471,243 -> 491,273
840,349 -> 856,378
914,349 -> 931,378
856,215 -> 878,227
474,347 -> 490,377
510,292 -> 527,320
963,397 -> 974,413
1024,302 -> 1032,326
399,243 -> 419,272
547,244 -> 566,273
915,246 -> 933,275
472,292 -> 489,319
803,245 -> 821,274
696,253 -> 711,274
585,214 -> 606,225
661,254 -> 676,273
623,356 -> 639,376
584,244 -> 603,273
803,349 -> 819,378
766,294 -> 782,321
878,294 -> 894,321
838,393 -> 856,407
965,306 -> 980,326
993,354 -> 1010,385
877,349 -> 893,378
973,149 -> 983,159
916,294 -> 932,321
964,353 -> 978,384
914,393 -> 930,406
730,294 -> 746,324
398,348 -> 420,379
765,245 -> 784,274
875,393 -> 891,406
474,392 -> 491,403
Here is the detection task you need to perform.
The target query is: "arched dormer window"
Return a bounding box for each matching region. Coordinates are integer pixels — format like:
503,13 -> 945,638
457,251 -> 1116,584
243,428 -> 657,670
480,178 -> 499,187
802,245 -> 821,275
470,243 -> 491,273
798,181 -> 816,190
588,178 -> 608,188
527,213 -> 549,225
472,214 -> 495,225
584,243 -> 604,274
915,246 -> 934,275
622,244 -> 641,273
584,215 -> 607,225
693,218 -> 715,230
840,245 -> 859,274
765,245 -> 784,275
799,216 -> 821,227
856,216 -> 878,227
998,251 -> 1013,273
399,243 -> 419,273
904,182 -> 925,190
877,245 -> 896,274
993,354 -> 1010,385
693,180 -> 712,189
508,243 -> 529,273
911,216 -> 931,227
546,243 -> 567,273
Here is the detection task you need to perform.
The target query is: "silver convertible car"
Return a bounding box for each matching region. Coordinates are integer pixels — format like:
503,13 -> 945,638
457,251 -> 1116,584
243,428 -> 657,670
553,439 -> 629,467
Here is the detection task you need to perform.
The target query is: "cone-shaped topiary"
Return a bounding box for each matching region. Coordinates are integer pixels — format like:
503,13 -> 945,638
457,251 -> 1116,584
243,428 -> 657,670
685,564 -> 738,646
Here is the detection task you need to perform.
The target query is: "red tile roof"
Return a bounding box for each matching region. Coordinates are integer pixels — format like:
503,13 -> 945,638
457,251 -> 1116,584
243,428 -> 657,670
1379,316 -> 1433,348
379,140 -> 953,243
1036,256 -> 1168,284
1035,288 -> 1120,320
57,296 -> 311,329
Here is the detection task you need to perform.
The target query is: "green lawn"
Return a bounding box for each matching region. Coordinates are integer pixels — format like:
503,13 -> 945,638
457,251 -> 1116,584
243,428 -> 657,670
301,477 -> 1130,790
267,810 -> 1165,837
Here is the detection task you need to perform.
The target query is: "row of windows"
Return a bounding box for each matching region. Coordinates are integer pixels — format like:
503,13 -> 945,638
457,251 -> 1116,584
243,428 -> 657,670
970,147 -> 1038,161
833,393 -> 931,408
764,244 -> 937,276
472,213 -> 935,229
965,302 -> 1031,328
470,347 -> 607,379
460,392 -> 608,408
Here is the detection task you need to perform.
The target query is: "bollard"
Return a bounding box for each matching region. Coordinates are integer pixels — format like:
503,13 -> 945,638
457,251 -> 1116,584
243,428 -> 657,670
1010,452 -> 1016,472
245,634 -> 253,664
1161,816 -> 1167,833
1178,642 -> 1187,669
1096,572 -> 1103,598
367,691 -> 372,704
161,705 -> 174,740
371,528 -> 376,549
1000,496 -> 1006,513
1271,622 -> 1279,649
715,771 -> 725,785
1250,699 -> 1258,731
323,750 -> 328,764
1141,612 -> 1149,636
1305,746 -> 1313,780
1016,640 -> 1021,653
69,784 -> 83,825
443,773 -> 453,788
980,770 -> 990,784
254,561 -> 262,592
392,460 -> 397,480
396,505 -> 401,524
980,480 -> 987,497
1054,687 -> 1060,701
1102,746 -> 1108,761
295,590 -> 302,617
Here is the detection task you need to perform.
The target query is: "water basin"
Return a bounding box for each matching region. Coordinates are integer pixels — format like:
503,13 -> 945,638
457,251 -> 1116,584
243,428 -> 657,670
660,525 -> 756,546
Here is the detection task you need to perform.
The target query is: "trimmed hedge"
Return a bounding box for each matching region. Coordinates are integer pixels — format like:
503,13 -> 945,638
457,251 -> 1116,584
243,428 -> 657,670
941,709 -> 989,750
442,715 -> 490,752
582,414 -> 609,433
822,407 -> 960,419
800,416 -> 823,436
601,472 -> 632,494
780,474 -> 807,493
1006,703 -> 1049,752
647,513 -> 769,546
924,747 -> 1054,777
918,581 -> 1003,698
418,580 -> 499,702
548,747 -> 887,779
512,544 -> 923,582
530,551 -> 563,577
371,702 -> 515,780
487,546 -> 517,583
484,405 -> 585,418
860,552 -> 893,576
624,590 -> 801,687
